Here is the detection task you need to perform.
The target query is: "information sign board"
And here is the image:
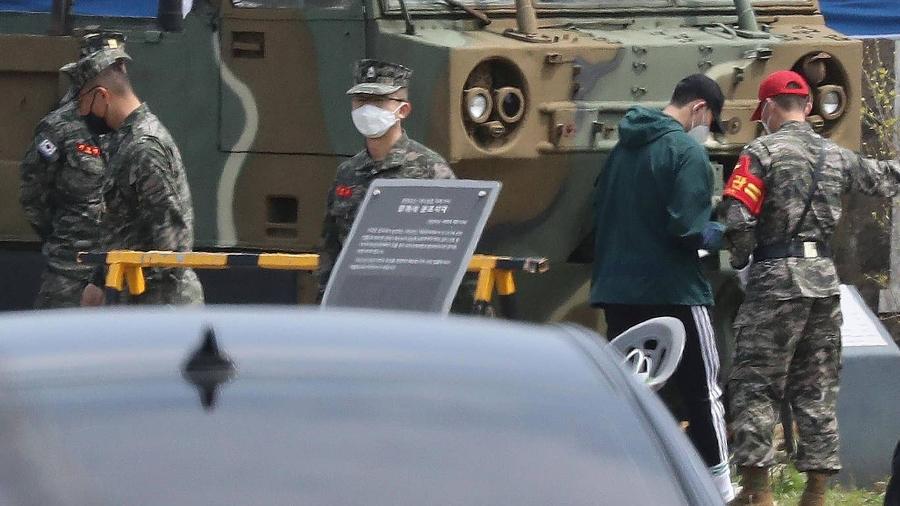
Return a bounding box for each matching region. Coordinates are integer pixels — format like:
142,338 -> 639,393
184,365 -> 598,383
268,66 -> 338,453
322,179 -> 501,313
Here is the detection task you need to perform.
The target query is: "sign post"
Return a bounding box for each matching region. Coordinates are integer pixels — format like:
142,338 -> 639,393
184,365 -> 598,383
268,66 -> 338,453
321,179 -> 501,313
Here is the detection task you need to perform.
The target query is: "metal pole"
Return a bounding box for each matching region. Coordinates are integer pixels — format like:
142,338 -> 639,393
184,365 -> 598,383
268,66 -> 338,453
880,39 -> 900,314
733,0 -> 759,33
49,0 -> 73,36
397,0 -> 416,36
515,0 -> 538,36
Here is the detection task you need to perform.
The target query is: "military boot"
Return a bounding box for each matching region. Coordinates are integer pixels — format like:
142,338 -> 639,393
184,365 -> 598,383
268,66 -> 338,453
798,471 -> 829,506
731,466 -> 774,506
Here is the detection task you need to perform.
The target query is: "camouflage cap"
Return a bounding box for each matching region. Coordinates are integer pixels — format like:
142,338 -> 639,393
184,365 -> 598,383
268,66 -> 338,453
72,46 -> 132,90
79,31 -> 127,58
59,60 -> 79,84
346,59 -> 412,96
59,32 -> 129,89
751,70 -> 810,121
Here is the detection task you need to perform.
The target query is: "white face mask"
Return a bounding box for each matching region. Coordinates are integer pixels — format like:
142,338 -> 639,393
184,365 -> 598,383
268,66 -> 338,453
688,124 -> 710,144
687,104 -> 710,144
351,103 -> 403,138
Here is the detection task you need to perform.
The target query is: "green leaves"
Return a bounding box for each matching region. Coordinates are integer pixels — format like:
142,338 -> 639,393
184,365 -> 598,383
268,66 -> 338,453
862,45 -> 899,160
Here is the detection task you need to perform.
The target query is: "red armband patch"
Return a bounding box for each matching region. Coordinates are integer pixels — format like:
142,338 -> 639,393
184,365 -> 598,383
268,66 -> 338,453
334,185 -> 353,199
723,155 -> 765,216
75,143 -> 102,157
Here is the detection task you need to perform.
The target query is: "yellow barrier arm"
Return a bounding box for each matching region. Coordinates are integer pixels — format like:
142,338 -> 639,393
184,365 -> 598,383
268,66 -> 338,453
78,250 -> 549,314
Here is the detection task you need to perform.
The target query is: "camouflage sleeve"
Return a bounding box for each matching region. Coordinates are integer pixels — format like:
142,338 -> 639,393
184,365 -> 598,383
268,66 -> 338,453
665,144 -> 713,248
316,180 -> 340,300
722,198 -> 757,268
128,138 -> 189,251
58,144 -> 107,233
722,148 -> 764,268
19,130 -> 58,240
431,156 -> 456,180
838,146 -> 900,198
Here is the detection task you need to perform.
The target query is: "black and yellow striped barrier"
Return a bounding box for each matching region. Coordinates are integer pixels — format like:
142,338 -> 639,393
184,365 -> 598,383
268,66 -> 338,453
77,250 -> 549,315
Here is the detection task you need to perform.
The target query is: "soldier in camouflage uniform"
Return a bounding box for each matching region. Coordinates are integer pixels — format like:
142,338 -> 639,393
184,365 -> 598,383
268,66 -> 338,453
75,45 -> 203,305
19,33 -> 125,309
722,70 -> 900,506
317,59 -> 455,297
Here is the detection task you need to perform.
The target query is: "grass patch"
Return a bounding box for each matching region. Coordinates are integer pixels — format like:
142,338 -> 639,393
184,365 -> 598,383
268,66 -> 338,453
768,465 -> 886,505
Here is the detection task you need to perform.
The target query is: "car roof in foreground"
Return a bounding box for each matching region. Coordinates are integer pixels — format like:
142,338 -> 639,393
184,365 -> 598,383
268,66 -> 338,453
0,307 -> 696,506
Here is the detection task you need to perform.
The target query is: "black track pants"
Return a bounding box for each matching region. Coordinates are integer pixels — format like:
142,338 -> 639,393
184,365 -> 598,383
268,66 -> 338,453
886,440 -> 900,506
604,303 -> 730,470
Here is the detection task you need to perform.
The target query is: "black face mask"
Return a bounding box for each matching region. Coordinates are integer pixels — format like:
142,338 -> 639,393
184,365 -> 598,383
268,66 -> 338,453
85,113 -> 112,136
84,90 -> 112,136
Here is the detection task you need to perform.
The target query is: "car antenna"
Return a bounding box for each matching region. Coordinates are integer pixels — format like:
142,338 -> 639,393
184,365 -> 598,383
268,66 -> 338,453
181,326 -> 236,411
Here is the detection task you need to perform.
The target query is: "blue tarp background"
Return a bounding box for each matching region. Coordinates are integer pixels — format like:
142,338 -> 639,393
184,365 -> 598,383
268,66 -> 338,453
820,0 -> 900,36
0,1 -> 156,16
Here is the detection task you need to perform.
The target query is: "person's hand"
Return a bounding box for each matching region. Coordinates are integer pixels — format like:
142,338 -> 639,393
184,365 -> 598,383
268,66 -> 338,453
701,221 -> 725,251
81,283 -> 105,307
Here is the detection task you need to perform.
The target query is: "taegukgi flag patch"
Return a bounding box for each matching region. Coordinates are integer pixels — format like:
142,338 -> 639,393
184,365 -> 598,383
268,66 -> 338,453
37,136 -> 59,161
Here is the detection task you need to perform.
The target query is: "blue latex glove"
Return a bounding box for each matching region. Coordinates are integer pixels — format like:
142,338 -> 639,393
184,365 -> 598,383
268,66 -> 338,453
701,221 -> 725,252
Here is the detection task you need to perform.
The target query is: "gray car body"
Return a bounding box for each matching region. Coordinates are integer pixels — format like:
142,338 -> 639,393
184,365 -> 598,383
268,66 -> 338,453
0,308 -> 721,505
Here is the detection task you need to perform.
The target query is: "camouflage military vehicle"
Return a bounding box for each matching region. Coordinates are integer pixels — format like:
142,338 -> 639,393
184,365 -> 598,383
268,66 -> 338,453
0,0 -> 859,353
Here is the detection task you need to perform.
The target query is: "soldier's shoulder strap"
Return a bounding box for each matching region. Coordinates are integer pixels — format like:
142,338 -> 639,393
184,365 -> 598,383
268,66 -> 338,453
789,140 -> 828,238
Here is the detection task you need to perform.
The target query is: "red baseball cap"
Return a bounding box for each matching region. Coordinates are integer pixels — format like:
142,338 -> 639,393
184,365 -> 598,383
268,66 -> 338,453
750,70 -> 811,121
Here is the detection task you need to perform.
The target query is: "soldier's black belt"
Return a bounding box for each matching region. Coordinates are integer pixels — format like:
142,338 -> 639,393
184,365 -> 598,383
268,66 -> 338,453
45,263 -> 95,281
753,241 -> 831,260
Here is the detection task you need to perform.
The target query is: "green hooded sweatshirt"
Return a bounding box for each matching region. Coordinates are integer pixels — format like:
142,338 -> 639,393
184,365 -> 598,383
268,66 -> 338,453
590,106 -> 713,306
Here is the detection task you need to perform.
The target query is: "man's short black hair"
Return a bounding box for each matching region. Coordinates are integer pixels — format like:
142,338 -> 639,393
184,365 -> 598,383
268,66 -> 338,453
94,61 -> 132,95
671,74 -> 726,133
772,94 -> 809,112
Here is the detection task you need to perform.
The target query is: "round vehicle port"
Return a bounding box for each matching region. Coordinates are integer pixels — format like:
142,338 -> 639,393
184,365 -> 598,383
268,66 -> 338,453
461,58 -> 527,150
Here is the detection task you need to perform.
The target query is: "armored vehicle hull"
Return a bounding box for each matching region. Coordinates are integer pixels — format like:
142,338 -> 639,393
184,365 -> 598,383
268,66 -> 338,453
0,1 -> 861,352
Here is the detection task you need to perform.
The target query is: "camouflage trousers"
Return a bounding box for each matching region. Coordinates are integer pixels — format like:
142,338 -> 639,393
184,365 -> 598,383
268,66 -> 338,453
34,263 -> 93,309
115,268 -> 205,305
729,295 -> 842,472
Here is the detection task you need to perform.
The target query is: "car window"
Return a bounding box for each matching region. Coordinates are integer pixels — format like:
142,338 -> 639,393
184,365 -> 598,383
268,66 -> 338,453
15,377 -> 688,505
